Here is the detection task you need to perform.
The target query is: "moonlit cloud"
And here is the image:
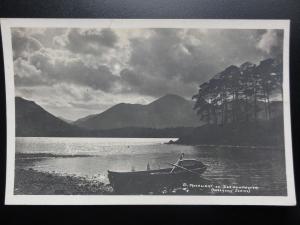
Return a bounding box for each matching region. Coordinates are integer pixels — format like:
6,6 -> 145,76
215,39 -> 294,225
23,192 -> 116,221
11,27 -> 283,120
257,30 -> 283,56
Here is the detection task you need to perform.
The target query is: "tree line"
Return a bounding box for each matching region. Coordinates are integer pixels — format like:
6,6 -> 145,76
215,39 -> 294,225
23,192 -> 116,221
193,58 -> 283,125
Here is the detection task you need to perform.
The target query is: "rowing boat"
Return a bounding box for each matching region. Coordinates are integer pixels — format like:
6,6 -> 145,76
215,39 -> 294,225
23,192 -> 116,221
107,158 -> 207,194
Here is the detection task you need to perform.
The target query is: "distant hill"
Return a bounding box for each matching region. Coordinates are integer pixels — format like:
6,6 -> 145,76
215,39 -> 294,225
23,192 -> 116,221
15,96 -> 202,137
15,97 -> 85,137
16,95 -> 283,142
74,94 -> 203,130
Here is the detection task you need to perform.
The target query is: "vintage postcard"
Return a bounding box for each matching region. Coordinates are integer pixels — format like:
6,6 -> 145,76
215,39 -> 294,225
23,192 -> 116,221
1,19 -> 296,205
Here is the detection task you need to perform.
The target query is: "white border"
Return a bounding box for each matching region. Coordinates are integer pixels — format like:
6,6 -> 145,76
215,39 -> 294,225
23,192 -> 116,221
0,19 -> 296,205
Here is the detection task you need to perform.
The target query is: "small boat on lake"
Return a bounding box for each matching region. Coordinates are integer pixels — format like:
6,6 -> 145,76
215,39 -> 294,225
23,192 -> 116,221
107,153 -> 207,194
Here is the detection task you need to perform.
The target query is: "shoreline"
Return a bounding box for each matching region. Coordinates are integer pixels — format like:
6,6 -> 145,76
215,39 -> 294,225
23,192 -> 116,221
14,167 -> 283,196
167,141 -> 284,149
14,168 -> 113,195
13,141 -> 286,196
14,154 -> 113,195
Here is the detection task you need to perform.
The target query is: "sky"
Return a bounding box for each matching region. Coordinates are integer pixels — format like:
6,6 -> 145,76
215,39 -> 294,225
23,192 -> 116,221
12,27 -> 283,120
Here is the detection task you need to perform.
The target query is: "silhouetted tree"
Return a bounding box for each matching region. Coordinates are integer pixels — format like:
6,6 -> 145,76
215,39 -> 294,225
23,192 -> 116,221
193,58 -> 283,125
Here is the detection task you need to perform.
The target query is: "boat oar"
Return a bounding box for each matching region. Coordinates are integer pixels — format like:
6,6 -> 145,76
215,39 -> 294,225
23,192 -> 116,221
170,153 -> 185,173
167,162 -> 202,176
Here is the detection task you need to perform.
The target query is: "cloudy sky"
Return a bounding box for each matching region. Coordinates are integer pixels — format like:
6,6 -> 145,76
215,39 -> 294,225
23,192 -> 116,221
12,27 -> 283,120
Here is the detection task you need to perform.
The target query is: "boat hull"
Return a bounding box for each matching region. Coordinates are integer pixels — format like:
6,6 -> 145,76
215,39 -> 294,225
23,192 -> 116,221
108,166 -> 207,194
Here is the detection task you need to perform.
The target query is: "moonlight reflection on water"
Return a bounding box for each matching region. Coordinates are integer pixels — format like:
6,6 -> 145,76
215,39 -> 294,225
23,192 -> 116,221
15,137 -> 287,196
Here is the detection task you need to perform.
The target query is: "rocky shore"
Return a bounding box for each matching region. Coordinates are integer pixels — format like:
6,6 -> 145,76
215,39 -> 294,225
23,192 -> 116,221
14,168 -> 113,195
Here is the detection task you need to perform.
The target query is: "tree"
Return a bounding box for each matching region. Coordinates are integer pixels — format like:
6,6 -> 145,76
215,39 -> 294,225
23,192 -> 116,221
193,82 -> 212,124
193,58 -> 283,125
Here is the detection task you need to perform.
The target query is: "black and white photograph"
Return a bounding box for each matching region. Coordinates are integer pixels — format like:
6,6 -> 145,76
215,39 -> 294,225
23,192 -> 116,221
1,19 -> 295,205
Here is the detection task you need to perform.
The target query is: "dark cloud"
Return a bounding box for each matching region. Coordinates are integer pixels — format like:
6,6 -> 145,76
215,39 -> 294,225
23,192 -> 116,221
15,48 -> 119,92
13,28 -> 283,98
120,28 -> 283,98
12,29 -> 43,60
14,58 -> 50,87
120,68 -> 197,98
55,28 -> 118,55
12,27 -> 284,119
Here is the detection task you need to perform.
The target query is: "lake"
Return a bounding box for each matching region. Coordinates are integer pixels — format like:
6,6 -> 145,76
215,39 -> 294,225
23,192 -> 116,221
15,137 -> 287,196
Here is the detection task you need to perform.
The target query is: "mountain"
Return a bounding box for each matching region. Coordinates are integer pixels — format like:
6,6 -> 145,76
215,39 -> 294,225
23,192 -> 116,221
58,116 -> 73,124
15,97 -> 85,137
74,94 -> 203,130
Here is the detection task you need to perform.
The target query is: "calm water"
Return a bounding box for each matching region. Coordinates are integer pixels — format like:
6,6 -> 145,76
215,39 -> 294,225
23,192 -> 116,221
15,137 -> 287,195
